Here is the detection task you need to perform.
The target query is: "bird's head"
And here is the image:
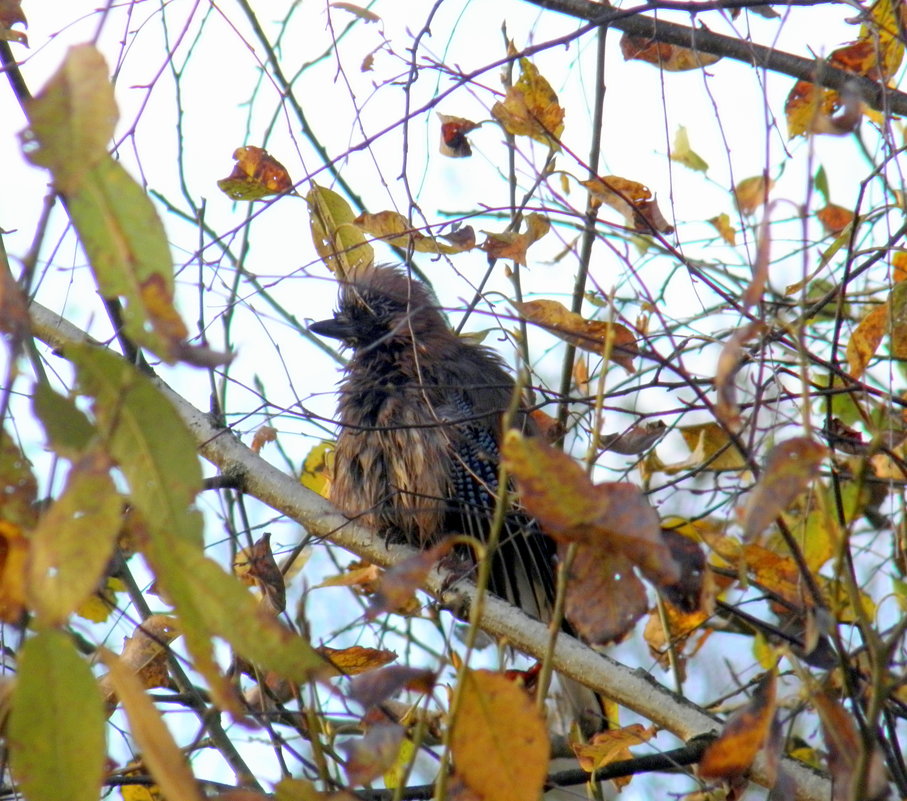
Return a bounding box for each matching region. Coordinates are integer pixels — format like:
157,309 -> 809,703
309,266 -> 446,349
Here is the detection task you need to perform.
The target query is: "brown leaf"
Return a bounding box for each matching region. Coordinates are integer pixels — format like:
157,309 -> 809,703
330,2 -> 380,22
620,33 -> 721,70
814,692 -> 888,801
437,113 -> 480,158
743,438 -> 827,541
342,721 -> 405,786
699,672 -> 777,779
450,669 -> 549,801
366,541 -> 451,618
564,545 -> 649,644
233,533 -> 286,614
503,431 -> 679,585
480,213 -> 550,265
582,175 -> 673,234
514,298 -> 637,371
659,528 -> 709,614
251,426 -> 277,454
0,0 -> 26,44
348,664 -> 437,709
715,322 -> 765,428
218,146 -> 293,201
600,420 -> 666,455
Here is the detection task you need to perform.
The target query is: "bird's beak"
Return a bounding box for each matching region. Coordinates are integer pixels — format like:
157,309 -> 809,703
308,317 -> 354,340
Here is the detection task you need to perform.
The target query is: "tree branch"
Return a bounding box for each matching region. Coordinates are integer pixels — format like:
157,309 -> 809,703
522,0 -> 907,116
28,301 -> 832,801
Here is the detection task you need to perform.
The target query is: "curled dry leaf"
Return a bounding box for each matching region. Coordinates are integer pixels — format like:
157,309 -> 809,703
0,0 -> 27,45
514,297 -> 638,371
699,671 -> 777,780
348,664 -> 437,709
251,425 -> 277,454
330,2 -> 380,22
573,724 -> 656,788
342,721 -> 405,786
353,210 -> 473,255
814,691 -> 889,801
714,322 -> 765,430
217,146 -> 293,201
743,438 -> 827,541
437,113 -> 481,158
620,32 -> 722,70
318,645 -> 397,677
491,56 -> 565,148
366,540 -> 452,619
600,420 -> 666,456
480,212 -> 549,265
582,175 -> 673,234
233,532 -> 286,614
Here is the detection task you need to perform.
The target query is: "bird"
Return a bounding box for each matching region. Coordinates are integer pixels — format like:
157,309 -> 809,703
310,265 -> 601,734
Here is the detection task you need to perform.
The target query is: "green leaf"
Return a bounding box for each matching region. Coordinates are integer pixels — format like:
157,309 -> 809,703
9,630 -> 106,801
32,383 -> 96,459
21,44 -> 118,193
66,157 -> 188,362
67,344 -> 203,548
28,449 -> 122,625
306,183 -> 374,278
814,165 -> 829,204
146,537 -> 328,688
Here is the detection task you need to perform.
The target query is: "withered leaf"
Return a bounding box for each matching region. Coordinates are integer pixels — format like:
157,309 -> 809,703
514,298 -> 637,371
348,664 -> 437,709
342,722 -> 405,786
233,533 -> 285,615
743,438 -> 827,541
319,645 -> 397,676
491,57 -> 565,148
699,671 -> 777,779
366,541 -> 452,619
218,146 -> 293,201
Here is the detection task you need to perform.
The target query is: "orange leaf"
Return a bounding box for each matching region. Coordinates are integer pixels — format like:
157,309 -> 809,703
480,213 -> 549,265
699,671 -> 777,779
573,724 -> 655,787
217,146 -> 293,201
450,670 -> 549,801
318,645 -> 397,676
582,175 -> 673,234
620,33 -> 721,71
847,302 -> 887,379
817,203 -> 855,235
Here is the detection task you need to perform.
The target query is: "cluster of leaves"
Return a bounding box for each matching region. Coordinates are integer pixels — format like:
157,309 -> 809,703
2,1 -> 907,801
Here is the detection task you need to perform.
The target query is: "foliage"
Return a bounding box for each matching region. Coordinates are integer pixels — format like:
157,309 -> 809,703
1,1 -> 907,800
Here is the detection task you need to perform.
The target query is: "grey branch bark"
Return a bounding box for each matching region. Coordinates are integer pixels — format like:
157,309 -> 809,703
28,301 -> 832,801
523,0 -> 907,116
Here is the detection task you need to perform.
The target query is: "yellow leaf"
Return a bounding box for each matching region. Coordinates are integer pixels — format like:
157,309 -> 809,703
491,57 -> 565,148
671,126 -> 708,172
